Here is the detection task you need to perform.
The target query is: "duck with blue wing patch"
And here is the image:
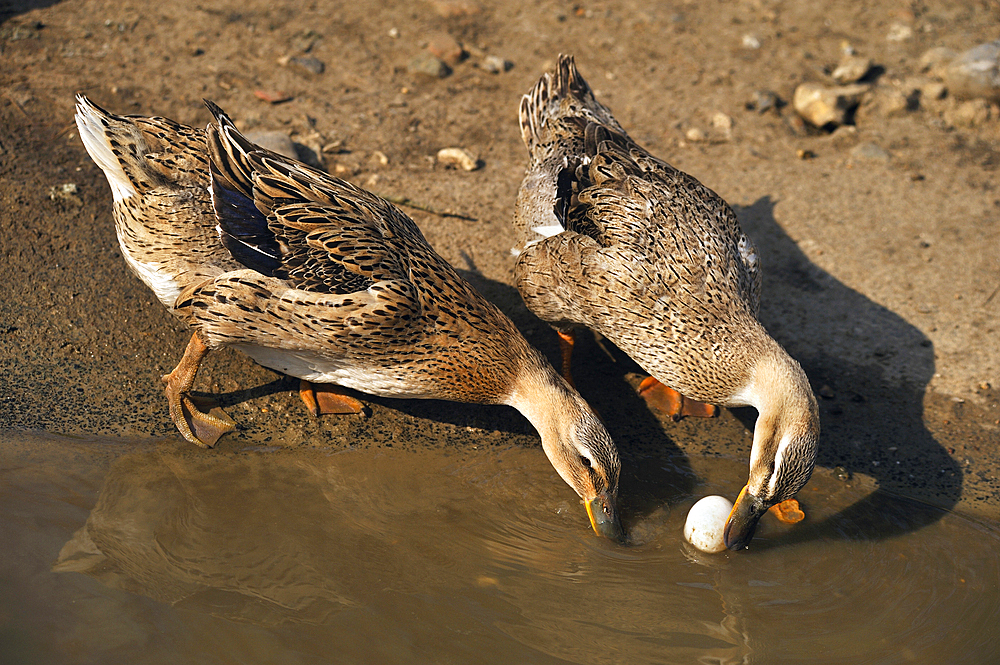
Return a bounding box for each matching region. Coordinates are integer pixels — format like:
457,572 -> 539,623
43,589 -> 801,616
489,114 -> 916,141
77,95 -> 627,542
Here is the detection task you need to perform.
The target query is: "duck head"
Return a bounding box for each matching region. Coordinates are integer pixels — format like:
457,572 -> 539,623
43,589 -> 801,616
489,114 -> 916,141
724,344 -> 820,551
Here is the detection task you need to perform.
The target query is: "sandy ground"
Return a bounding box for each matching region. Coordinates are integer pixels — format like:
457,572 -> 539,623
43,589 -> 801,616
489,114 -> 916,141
1,0 -> 998,520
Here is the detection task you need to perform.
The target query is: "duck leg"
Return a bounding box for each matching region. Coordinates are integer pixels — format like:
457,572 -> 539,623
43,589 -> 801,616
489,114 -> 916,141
161,332 -> 236,448
299,380 -> 366,416
556,328 -> 577,387
637,376 -> 719,421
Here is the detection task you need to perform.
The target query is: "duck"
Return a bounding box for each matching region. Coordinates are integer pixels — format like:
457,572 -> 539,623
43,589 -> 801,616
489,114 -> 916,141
511,56 -> 819,550
75,95 -> 624,540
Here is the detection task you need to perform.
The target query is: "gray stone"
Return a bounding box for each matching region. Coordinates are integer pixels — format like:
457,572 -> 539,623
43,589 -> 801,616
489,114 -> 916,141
944,40 -> 1000,102
750,89 -> 781,113
408,53 -> 451,78
289,56 -> 325,75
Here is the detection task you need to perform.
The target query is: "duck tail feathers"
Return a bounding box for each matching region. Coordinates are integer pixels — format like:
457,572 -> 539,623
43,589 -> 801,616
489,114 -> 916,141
518,55 -> 625,154
74,95 -> 139,202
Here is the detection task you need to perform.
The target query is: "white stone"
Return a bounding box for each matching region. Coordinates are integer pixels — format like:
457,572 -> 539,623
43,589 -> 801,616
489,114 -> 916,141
684,495 -> 733,554
436,147 -> 481,171
832,55 -> 872,84
793,82 -> 868,127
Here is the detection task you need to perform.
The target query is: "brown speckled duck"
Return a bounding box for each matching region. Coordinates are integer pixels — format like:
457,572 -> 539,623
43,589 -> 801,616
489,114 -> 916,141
75,95 -> 623,540
511,56 -> 819,550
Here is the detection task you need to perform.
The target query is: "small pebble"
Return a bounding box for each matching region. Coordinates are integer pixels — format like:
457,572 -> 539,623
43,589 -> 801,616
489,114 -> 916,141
426,32 -> 465,66
684,495 -> 733,554
481,54 -> 513,73
832,55 -> 872,84
922,81 -> 947,101
436,147 -> 481,171
886,23 -> 913,42
254,89 -> 293,104
685,127 -> 706,142
850,142 -> 891,163
919,46 -> 957,76
749,89 -> 781,113
944,99 -> 993,128
289,55 -> 325,75
711,111 -> 733,135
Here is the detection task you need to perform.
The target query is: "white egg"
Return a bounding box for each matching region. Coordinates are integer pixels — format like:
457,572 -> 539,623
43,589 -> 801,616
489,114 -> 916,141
684,495 -> 734,553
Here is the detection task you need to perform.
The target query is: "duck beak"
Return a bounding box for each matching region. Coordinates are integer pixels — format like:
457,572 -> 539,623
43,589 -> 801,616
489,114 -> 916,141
724,485 -> 768,551
585,491 -> 625,542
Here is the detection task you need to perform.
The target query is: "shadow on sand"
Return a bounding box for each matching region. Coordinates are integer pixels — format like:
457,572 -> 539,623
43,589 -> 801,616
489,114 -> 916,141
736,196 -> 960,547
1,0 -> 61,25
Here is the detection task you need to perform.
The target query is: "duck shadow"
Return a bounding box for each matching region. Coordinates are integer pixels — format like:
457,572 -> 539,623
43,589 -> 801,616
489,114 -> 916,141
1,0 -> 61,25
732,196 -> 959,546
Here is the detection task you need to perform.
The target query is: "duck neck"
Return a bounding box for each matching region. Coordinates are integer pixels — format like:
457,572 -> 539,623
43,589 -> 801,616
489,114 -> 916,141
736,341 -> 819,489
500,352 -> 590,480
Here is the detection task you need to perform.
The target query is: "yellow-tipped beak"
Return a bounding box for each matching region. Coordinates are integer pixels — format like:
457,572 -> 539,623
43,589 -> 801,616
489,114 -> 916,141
585,492 -> 625,542
724,484 -> 768,550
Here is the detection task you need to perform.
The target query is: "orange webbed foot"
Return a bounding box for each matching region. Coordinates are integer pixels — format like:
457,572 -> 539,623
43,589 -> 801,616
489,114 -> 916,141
637,377 -> 719,421
161,333 -> 235,448
299,380 -> 367,416
769,498 -> 805,524
181,395 -> 237,448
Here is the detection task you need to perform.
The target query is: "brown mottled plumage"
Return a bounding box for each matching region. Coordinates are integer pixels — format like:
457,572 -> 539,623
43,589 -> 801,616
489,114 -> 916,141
512,56 -> 819,550
75,95 -> 623,540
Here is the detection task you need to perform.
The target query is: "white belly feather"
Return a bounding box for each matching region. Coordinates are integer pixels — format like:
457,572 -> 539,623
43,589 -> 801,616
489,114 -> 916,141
233,344 -> 433,399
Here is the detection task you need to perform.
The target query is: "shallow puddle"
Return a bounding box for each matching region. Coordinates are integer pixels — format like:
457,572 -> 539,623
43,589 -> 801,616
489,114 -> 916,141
2,430 -> 999,664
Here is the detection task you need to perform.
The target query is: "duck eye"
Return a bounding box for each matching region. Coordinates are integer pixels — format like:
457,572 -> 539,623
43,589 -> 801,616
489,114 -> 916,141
580,455 -> 592,469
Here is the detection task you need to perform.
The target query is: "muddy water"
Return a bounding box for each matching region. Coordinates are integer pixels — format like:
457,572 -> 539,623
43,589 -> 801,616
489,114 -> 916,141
3,431 -> 999,665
